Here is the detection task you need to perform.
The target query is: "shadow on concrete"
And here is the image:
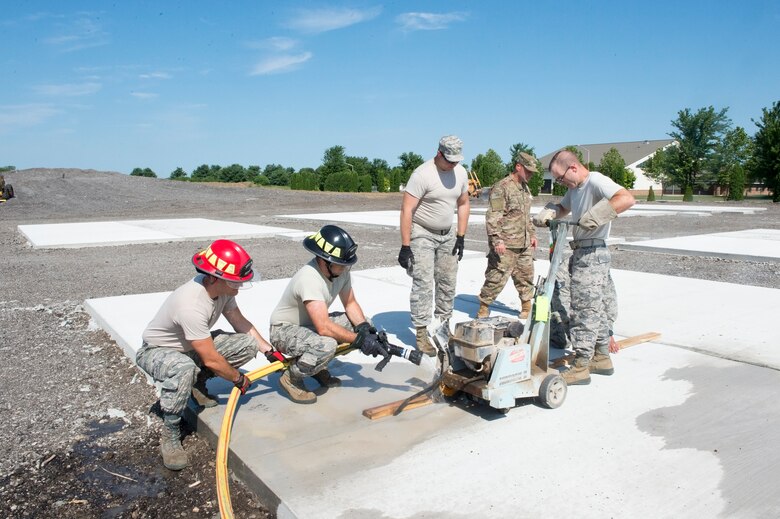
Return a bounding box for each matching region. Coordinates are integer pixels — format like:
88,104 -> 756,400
636,363 -> 780,517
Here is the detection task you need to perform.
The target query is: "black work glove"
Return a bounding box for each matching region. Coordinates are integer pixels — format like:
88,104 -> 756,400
398,245 -> 414,269
360,332 -> 385,358
354,322 -> 377,335
263,347 -> 285,364
233,373 -> 251,395
452,235 -> 465,261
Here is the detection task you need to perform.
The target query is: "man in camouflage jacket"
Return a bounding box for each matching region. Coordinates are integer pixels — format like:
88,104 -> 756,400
477,152 -> 538,319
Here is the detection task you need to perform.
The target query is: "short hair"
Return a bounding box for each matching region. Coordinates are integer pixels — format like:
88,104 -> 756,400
548,150 -> 580,174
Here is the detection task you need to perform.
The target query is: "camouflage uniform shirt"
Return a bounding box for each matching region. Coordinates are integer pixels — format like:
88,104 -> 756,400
486,175 -> 536,249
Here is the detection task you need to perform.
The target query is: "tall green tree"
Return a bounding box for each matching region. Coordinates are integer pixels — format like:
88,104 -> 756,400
130,167 -> 156,178
750,100 -> 780,202
667,106 -> 732,200
169,167 -> 187,180
598,148 -> 635,189
369,158 -> 390,190
219,164 -> 248,183
398,151 -> 424,185
471,149 -> 505,188
264,164 -> 294,186
711,126 -> 752,199
318,145 -> 348,190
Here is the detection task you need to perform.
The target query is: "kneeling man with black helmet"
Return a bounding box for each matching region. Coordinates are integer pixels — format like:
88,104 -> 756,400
270,225 -> 386,404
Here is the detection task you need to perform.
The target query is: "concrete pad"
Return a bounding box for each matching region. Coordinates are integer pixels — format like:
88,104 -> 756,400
278,210 -> 486,228
17,218 -> 301,249
631,203 -> 765,214
84,258 -> 780,518
619,228 -> 780,263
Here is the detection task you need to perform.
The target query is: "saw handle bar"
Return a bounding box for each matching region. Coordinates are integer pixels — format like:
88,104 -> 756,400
373,330 -> 424,372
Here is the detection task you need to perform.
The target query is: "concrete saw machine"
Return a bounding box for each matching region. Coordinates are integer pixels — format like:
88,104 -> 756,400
435,220 -> 573,413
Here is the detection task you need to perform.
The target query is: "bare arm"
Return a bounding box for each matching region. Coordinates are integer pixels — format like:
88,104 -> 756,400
455,191 -> 470,236
400,192 -> 419,246
190,337 -> 242,382
223,306 -> 274,354
304,299 -> 358,344
609,188 -> 636,214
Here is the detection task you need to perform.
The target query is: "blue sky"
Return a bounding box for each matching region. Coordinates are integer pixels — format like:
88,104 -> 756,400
2,1 -> 779,176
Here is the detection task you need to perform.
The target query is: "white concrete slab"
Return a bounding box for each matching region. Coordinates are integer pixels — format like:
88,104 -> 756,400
84,258 -> 780,518
619,228 -> 780,263
278,210 -> 486,228
18,218 -> 301,249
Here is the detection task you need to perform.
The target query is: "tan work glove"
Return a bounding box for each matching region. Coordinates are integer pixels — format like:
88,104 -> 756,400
578,199 -> 617,230
532,202 -> 558,227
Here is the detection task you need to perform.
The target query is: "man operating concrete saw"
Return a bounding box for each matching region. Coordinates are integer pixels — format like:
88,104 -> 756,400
533,150 -> 635,385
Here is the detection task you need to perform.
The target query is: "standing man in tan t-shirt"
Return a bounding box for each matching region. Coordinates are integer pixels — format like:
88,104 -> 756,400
398,135 -> 470,355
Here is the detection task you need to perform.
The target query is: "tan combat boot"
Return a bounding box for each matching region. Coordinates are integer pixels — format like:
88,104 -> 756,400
279,370 -> 317,404
160,414 -> 189,471
416,327 -> 437,357
560,357 -> 591,386
191,377 -> 218,408
312,369 -> 342,388
520,300 -> 532,319
476,303 -> 490,318
589,353 -> 614,376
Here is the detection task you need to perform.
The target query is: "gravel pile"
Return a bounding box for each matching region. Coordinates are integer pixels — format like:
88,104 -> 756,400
0,168 -> 777,518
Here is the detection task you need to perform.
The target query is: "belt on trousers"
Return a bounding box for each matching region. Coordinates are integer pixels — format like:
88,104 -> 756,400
420,225 -> 451,235
570,238 -> 606,250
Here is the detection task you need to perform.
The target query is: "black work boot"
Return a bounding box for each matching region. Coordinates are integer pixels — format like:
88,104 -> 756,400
160,414 -> 189,471
312,369 -> 342,388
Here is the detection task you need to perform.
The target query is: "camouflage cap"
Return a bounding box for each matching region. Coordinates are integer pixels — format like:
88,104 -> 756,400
438,135 -> 464,162
515,151 -> 538,173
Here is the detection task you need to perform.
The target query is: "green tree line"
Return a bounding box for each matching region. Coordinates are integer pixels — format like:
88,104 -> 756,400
127,99 -> 779,201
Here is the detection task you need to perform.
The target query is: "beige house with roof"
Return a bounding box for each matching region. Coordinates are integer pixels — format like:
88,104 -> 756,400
537,139 -> 675,195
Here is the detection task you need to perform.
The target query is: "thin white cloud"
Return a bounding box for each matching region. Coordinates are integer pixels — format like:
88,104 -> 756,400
250,52 -> 313,76
139,72 -> 172,80
44,14 -> 109,52
246,37 -> 300,51
131,92 -> 159,100
33,82 -> 102,96
396,12 -> 468,31
287,6 -> 381,33
0,104 -> 60,130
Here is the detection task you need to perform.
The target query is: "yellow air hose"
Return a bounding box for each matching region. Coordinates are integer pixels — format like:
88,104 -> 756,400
216,344 -> 356,519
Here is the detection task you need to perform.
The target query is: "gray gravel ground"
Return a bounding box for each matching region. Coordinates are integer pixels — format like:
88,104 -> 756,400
1,168 -> 778,518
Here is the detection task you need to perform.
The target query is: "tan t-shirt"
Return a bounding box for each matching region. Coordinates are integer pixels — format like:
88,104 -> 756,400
142,275 -> 237,352
270,259 -> 352,327
404,159 -> 468,230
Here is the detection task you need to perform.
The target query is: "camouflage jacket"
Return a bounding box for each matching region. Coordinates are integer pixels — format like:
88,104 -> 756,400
485,175 -> 536,248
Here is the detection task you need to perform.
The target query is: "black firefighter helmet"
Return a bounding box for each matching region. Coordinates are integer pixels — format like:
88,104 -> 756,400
303,225 -> 358,266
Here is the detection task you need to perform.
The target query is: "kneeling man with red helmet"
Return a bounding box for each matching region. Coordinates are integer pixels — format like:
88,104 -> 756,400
136,239 -> 280,470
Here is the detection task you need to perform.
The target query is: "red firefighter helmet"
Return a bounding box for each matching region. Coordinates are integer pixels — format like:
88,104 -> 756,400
192,239 -> 255,282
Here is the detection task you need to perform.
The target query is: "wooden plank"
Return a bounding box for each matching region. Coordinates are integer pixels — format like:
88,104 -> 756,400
362,394 -> 435,420
549,331 -> 661,369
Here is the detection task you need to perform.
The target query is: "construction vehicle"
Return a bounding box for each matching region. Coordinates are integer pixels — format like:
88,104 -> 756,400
0,175 -> 14,203
434,219 -> 574,412
467,170 -> 482,198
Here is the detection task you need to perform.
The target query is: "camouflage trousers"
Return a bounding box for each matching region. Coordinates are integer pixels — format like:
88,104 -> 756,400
550,249 -> 617,353
557,246 -> 617,359
270,312 -> 370,379
135,330 -> 258,416
478,246 -> 534,306
408,223 -> 459,328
